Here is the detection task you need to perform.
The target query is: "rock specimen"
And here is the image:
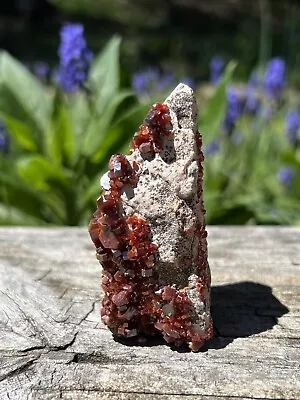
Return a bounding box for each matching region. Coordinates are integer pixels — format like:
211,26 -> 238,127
89,84 -> 213,351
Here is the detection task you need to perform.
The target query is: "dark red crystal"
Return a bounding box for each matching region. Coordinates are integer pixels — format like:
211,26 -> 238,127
130,102 -> 172,153
89,101 -> 211,350
88,143 -> 162,337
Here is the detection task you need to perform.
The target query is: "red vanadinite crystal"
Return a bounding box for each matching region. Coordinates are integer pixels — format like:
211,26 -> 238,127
88,110 -> 169,337
130,102 -> 172,153
89,101 -> 210,350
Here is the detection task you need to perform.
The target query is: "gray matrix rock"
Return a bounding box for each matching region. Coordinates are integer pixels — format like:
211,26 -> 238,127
89,83 -> 212,351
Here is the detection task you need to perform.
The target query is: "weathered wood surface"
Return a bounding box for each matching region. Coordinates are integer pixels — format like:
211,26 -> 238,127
0,227 -> 299,400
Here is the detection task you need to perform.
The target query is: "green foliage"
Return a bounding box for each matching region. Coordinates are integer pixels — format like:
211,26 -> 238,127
48,0 -> 167,28
0,36 -> 299,226
199,61 -> 237,142
0,38 -> 148,226
202,94 -> 300,226
0,53 -> 54,184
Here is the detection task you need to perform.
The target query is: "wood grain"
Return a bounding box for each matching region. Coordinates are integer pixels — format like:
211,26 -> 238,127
0,227 -> 299,400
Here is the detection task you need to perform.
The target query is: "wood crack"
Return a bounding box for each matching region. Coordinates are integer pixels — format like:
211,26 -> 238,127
77,300 -> 97,325
0,357 -> 38,383
48,388 -> 299,400
50,331 -> 79,352
0,227 -> 299,399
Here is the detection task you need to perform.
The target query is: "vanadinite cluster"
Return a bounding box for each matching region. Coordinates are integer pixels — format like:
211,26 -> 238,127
89,84 -> 213,351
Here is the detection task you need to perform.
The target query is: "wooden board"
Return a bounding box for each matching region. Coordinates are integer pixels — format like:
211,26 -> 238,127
0,227 -> 299,400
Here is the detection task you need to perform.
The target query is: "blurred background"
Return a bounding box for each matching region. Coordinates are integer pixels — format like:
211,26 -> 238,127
0,0 -> 299,226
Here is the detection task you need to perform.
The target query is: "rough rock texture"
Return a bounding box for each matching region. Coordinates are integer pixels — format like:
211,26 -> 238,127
89,84 -> 212,350
126,84 -> 208,286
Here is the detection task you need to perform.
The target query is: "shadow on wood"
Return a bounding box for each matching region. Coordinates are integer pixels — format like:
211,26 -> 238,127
205,281 -> 290,351
114,281 -> 289,352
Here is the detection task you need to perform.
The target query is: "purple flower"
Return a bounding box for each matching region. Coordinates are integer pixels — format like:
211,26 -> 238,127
248,72 -> 260,87
203,140 -> 219,156
243,72 -> 261,115
131,68 -> 159,96
33,62 -> 49,80
0,120 -> 9,154
131,72 -> 147,95
285,110 -> 300,145
157,71 -> 175,91
263,57 -> 286,100
210,57 -> 224,84
131,68 -> 175,96
58,23 -> 93,93
222,87 -> 241,133
277,166 -> 295,187
180,76 -> 195,89
244,89 -> 260,115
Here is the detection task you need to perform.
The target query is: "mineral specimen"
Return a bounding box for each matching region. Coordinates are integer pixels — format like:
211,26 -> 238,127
89,84 -> 213,351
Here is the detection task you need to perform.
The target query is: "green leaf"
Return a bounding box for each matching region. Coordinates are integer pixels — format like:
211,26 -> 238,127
89,99 -> 152,163
199,61 -> 237,142
0,113 -> 37,151
80,174 -> 102,210
207,205 -> 254,225
45,90 -> 73,165
90,125 -> 124,164
0,204 -> 47,226
17,155 -> 68,191
0,156 -> 65,224
67,92 -> 91,164
88,36 -> 121,111
0,51 -> 52,135
83,90 -> 133,157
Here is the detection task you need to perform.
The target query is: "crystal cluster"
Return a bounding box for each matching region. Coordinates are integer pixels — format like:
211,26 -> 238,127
131,102 -> 172,153
89,85 -> 212,351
